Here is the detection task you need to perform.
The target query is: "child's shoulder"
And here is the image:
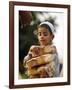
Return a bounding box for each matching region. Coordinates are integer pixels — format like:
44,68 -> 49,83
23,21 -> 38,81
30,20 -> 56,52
47,44 -> 57,49
51,44 -> 57,50
44,44 -> 57,54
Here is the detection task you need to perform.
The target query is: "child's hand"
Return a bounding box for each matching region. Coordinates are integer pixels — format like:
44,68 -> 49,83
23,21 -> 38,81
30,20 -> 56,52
37,66 -> 49,78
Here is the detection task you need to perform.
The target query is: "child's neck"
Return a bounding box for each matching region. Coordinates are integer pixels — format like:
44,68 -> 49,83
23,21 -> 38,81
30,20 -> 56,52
40,42 -> 53,47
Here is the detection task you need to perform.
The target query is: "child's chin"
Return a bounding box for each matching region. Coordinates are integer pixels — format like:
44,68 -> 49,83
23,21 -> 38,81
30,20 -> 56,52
40,43 -> 47,46
40,42 -> 45,45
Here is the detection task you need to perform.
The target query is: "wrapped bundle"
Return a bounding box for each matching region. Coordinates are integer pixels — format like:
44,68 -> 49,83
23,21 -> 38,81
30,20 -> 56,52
24,45 -> 57,78
27,65 -> 48,77
26,54 -> 55,69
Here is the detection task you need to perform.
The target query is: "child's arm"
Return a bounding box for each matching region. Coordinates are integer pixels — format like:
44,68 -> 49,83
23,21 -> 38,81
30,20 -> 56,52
37,53 -> 59,78
44,54 -> 60,77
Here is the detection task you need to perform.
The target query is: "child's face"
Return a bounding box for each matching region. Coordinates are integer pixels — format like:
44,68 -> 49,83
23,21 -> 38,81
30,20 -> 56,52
38,27 -> 53,46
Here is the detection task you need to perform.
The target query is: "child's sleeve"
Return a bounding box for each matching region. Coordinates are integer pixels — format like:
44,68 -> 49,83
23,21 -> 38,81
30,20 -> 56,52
45,53 -> 60,77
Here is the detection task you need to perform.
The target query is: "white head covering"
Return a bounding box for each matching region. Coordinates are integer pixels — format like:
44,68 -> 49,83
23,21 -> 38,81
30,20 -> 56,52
39,21 -> 55,34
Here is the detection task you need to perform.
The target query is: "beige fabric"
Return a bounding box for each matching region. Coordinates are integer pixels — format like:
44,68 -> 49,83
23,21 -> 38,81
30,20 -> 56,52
26,54 -> 56,69
24,45 -> 59,78
28,45 -> 57,58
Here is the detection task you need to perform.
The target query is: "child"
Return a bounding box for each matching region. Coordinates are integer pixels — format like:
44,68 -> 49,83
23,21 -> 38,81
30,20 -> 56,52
23,21 -> 60,78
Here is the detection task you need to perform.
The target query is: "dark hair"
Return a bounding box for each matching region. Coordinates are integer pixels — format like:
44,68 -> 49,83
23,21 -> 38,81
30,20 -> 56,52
37,24 -> 53,35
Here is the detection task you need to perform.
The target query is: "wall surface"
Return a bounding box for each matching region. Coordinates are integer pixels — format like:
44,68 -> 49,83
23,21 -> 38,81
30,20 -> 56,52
0,0 -> 72,90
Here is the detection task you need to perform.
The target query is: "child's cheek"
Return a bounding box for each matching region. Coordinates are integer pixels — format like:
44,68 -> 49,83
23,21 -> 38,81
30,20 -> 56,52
38,36 -> 40,41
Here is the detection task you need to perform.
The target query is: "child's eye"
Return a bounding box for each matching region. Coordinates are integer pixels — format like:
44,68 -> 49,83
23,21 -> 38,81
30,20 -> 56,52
38,32 -> 41,36
43,32 -> 48,36
38,32 -> 48,36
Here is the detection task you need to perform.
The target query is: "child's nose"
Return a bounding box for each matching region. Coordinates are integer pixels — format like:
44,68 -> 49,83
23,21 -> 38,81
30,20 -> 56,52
40,35 -> 44,39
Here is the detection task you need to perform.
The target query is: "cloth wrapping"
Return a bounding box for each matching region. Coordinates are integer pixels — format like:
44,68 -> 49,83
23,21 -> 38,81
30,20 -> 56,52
24,45 -> 59,78
26,54 -> 56,69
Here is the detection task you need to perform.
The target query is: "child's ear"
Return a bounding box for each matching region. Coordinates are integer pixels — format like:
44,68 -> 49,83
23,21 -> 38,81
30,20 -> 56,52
51,34 -> 54,40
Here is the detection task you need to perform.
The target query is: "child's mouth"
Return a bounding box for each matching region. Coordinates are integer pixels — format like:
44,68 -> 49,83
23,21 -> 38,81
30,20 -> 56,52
40,39 -> 45,42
